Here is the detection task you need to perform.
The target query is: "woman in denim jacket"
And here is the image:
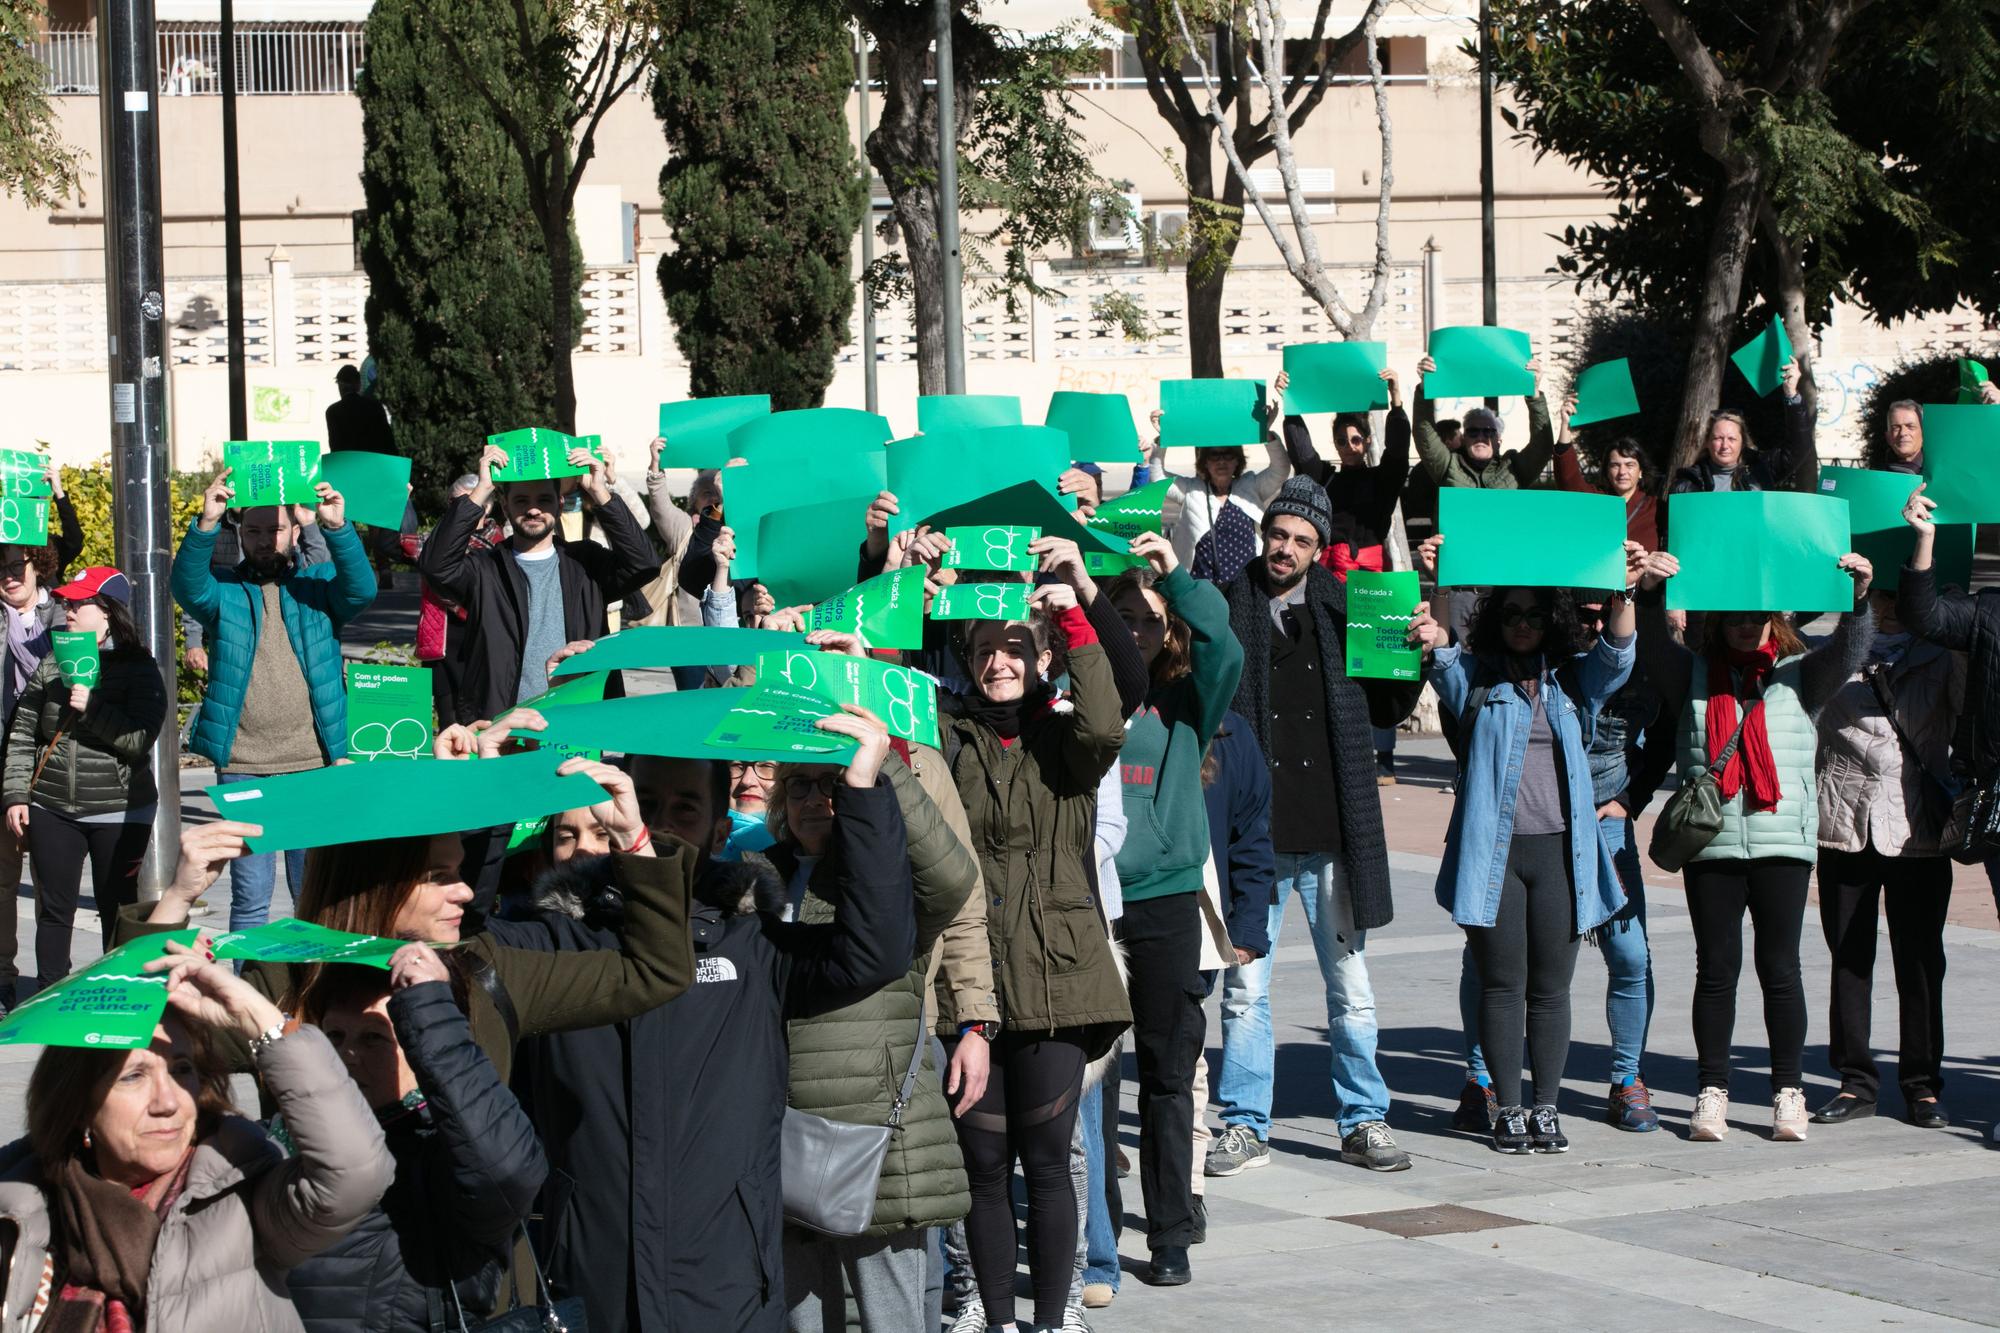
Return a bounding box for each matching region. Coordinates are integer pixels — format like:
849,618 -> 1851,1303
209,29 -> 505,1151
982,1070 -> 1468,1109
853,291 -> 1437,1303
1410,553 -> 1638,1156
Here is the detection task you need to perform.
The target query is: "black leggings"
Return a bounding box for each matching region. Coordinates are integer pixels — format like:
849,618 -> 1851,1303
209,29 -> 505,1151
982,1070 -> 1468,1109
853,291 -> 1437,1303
29,805 -> 149,987
951,1030 -> 1087,1328
1461,832 -> 1579,1109
1685,857 -> 1810,1092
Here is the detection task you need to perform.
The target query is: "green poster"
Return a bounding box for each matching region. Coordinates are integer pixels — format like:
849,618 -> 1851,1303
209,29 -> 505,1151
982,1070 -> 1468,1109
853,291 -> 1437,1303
1919,404 -> 2000,524
0,932 -> 199,1050
1853,523 -> 1974,594
1281,342 -> 1389,414
211,919 -> 404,968
1345,570 -> 1421,681
755,498 -> 872,609
519,669 -> 611,710
534,684 -> 859,763
921,480 -> 1129,560
552,626 -> 811,676
1043,392 -> 1142,463
941,526 -> 1039,572
808,567 -> 926,650
918,395 -> 1022,436
319,451 -> 412,530
1664,491 -> 1854,612
52,630 -> 99,688
1728,316 -> 1793,397
345,663 -> 433,762
754,648 -> 941,749
1085,478 -> 1171,542
659,395 -> 771,468
0,496 -> 48,546
727,407 -> 892,463
1424,327 -> 1534,399
1817,466 -> 1975,592
1436,489 -> 1626,589
704,684 -> 862,758
0,450 -> 51,498
1159,379 -> 1267,448
930,582 -> 1031,621
224,440 -> 322,507
1084,551 -> 1144,577
1818,466 -> 1923,532
207,750 -> 611,853
885,426 -> 1074,536
726,450 -> 886,575
1568,358 -> 1640,428
1957,358 -> 1990,406
488,427 -> 603,482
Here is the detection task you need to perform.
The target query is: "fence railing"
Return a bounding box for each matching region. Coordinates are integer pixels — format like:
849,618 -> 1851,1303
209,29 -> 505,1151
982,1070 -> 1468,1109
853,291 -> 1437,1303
33,24 -> 367,96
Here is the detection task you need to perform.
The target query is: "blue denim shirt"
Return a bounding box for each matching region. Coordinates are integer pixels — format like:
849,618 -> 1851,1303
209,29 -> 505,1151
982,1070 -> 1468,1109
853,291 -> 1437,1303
1427,632 -> 1635,930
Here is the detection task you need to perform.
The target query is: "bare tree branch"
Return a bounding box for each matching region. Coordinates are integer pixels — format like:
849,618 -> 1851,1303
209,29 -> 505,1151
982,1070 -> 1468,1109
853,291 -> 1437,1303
1357,0 -> 1394,336
1243,0 -> 1353,327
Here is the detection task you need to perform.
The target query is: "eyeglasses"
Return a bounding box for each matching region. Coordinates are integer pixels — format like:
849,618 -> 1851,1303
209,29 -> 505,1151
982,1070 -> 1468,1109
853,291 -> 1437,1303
729,761 -> 777,781
1500,607 -> 1547,628
1463,427 -> 1499,440
783,773 -> 841,800
1575,605 -> 1608,624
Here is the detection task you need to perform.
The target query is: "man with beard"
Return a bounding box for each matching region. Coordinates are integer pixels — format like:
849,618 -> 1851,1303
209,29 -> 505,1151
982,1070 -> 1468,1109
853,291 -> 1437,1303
172,468 -> 378,930
1207,476 -> 1425,1177
419,440 -> 656,725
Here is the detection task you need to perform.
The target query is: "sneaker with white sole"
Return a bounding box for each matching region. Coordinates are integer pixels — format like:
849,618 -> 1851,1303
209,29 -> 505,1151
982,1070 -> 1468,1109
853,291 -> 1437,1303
1690,1086 -> 1730,1141
1340,1119 -> 1411,1171
1062,1306 -> 1093,1331
1204,1123 -> 1270,1176
946,1295 -> 987,1333
1772,1086 -> 1809,1142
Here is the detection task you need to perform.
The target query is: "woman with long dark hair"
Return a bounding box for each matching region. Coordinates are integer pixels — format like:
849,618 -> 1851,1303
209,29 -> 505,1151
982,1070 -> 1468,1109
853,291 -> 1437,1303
1554,421 -> 1661,551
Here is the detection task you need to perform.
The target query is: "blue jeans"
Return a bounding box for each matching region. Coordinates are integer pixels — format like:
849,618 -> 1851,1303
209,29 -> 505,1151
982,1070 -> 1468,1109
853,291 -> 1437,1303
1078,1081 -> 1119,1291
1463,814 -> 1653,1083
218,771 -> 307,932
1373,726 -> 1397,756
1216,852 -> 1388,1137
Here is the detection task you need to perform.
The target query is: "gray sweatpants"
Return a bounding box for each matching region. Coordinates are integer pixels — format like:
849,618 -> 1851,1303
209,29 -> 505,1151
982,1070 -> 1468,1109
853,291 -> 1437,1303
783,1228 -> 929,1333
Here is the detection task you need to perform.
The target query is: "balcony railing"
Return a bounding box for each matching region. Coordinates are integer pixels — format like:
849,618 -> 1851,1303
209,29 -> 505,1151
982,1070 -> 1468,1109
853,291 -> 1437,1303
33,24 -> 367,96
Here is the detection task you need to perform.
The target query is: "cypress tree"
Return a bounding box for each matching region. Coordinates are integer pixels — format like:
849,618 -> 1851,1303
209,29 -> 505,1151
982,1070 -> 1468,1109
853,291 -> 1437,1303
654,0 -> 866,409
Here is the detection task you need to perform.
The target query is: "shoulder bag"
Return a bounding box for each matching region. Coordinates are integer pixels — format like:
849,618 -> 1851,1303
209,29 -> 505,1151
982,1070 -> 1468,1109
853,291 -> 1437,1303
1648,700 -> 1757,873
1862,660 -> 1996,863
782,1008 -> 930,1237
432,1222 -> 587,1333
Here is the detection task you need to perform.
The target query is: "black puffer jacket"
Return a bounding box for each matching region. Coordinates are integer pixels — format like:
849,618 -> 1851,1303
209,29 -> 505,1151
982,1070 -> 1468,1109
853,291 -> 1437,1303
286,981 -> 548,1333
1900,563 -> 2000,782
1,648 -> 166,816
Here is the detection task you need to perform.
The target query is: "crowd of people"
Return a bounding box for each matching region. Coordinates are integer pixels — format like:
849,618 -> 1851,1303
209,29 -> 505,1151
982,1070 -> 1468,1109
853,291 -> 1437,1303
0,349 -> 1996,1333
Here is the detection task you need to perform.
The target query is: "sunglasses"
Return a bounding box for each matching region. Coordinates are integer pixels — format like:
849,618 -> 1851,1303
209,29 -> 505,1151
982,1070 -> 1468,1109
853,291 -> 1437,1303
1500,607 -> 1547,628
1463,427 -> 1499,439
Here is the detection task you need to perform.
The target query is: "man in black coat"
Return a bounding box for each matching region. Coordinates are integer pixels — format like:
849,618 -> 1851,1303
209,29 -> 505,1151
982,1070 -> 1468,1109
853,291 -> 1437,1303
1204,476 -> 1423,1181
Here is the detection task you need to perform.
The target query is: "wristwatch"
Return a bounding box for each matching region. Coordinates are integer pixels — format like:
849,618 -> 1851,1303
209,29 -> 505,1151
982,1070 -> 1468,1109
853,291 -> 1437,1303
959,1020 -> 999,1043
246,1019 -> 289,1062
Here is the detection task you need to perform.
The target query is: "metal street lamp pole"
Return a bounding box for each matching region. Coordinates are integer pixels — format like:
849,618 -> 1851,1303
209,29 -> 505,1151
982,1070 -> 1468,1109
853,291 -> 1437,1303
1478,0 -> 1499,412
934,0 -> 966,394
857,28 -> 879,414
222,0 -> 247,438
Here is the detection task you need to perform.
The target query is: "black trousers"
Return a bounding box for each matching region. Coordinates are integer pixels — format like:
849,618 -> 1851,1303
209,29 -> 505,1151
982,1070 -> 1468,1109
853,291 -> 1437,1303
1817,847 -> 1952,1103
1685,857 -> 1811,1092
1115,891 -> 1205,1251
29,805 -> 148,987
1461,832 -> 1579,1110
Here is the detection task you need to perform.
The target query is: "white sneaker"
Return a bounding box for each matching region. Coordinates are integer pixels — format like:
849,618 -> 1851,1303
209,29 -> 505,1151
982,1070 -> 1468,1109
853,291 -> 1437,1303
1773,1087 -> 1809,1142
1990,1120 -> 2000,1145
947,1296 -> 987,1333
1690,1086 -> 1730,1141
1063,1307 -> 1093,1331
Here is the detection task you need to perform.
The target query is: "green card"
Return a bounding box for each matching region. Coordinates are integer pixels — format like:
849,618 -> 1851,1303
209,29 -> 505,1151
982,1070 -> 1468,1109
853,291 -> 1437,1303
488,427 -> 602,482
704,684 -> 862,758
1159,379 -> 1267,448
727,407 -> 892,463
1568,358 -> 1640,428
756,498 -> 872,609
1728,316 -> 1793,398
922,480 -> 1129,560
319,451 -> 412,530
754,648 -> 941,749
498,669 -> 609,851
1424,327 -> 1534,400
1854,524 -> 1973,594
885,426 -> 1074,536
52,630 -> 99,688
211,919 -> 405,968
808,567 -> 926,651
345,663 -> 433,762
1084,551 -> 1144,577
207,750 -> 611,854
942,526 -> 1039,572
1345,570 -> 1421,681
726,451 -> 886,574
930,582 -> 1031,621
519,669 -> 611,711
0,496 -> 48,546
918,395 -> 1022,436
1957,359 -> 1990,406
1919,404 -> 2000,524
536,685 -> 858,764
1437,489 -> 1626,589
1664,492 -> 1854,612
660,395 -> 772,468
0,932 -> 200,1049
1281,342 -> 1389,414
0,450 -> 51,498
1044,392 -> 1142,463
225,440 -> 322,507
1817,466 -> 1921,532
552,626 -> 812,676
1085,479 -> 1172,542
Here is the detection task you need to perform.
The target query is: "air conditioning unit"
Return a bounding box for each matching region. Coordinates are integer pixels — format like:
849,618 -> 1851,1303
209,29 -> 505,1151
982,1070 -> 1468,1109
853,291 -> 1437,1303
1147,209 -> 1190,256
1085,190 -> 1144,253
1245,167 -> 1336,217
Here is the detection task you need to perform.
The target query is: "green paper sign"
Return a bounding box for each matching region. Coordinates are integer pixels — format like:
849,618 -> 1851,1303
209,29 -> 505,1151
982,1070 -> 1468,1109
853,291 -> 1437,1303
499,671 -> 609,851
1436,489 -> 1626,589
0,450 -> 51,498
206,750 -> 611,854
726,451 -> 886,575
1664,492 -> 1854,613
211,919 -> 405,968
1818,466 -> 1922,533
1345,570 -> 1421,681
1085,479 -> 1171,542
1853,523 -> 1974,594
755,497 -> 872,609
0,932 -> 198,1049
918,395 -> 1022,436
534,685 -> 858,764
225,440 -> 322,507
922,480 -> 1129,560
659,395 -> 772,468
0,496 -> 48,546
319,451 -> 412,531
552,627 -> 812,677
808,567 -> 926,651
488,427 -> 602,482
1043,392 -> 1142,464
1425,327 -> 1534,399
1957,359 -> 1990,406
727,408 -> 892,463
704,684 -> 862,758
942,526 -> 1039,572
345,663 -> 433,762
754,648 -> 941,749
1728,316 -> 1793,398
1159,379 -> 1267,448
885,427 -> 1074,536
1084,551 -> 1144,577
930,582 -> 1031,621
1919,404 -> 2000,524
1281,342 -> 1389,414
1568,358 -> 1640,428
52,629 -> 99,688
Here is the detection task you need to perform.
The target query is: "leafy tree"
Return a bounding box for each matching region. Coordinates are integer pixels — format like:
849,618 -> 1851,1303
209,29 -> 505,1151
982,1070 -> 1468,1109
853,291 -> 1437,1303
357,0 -> 576,516
1,0 -> 78,207
653,0 -> 866,408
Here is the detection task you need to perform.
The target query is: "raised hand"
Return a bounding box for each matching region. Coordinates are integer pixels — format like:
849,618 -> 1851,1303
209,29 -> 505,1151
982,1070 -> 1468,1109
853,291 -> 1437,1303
571,449 -> 612,506
815,704 -> 892,789
1415,532 -> 1443,578
199,468 -> 234,529
313,480 -> 346,530
1128,530 -> 1177,578
146,941 -> 288,1041
1838,552 -> 1873,602
1780,356 -> 1803,398
1902,482 -> 1936,536
1406,600 -> 1449,652
556,756 -> 650,852
388,942 -> 450,990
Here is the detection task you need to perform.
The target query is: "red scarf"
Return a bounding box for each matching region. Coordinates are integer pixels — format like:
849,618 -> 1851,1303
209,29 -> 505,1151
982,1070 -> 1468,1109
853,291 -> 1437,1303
1318,544 -> 1385,581
1705,642 -> 1782,812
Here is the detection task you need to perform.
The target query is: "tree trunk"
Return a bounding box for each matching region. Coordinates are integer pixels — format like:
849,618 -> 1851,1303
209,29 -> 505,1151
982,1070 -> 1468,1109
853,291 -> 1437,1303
1670,168 -> 1762,474
1182,131 -> 1229,377
546,212 -> 578,433
861,14 -> 955,395
1759,200 -> 1817,437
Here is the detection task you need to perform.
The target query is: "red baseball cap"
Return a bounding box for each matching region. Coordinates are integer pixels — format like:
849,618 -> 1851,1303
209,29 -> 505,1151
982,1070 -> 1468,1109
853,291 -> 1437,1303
52,566 -> 132,606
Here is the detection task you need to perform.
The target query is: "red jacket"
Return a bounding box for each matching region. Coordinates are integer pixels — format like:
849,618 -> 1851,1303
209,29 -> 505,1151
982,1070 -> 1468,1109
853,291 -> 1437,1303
1553,446 -> 1660,552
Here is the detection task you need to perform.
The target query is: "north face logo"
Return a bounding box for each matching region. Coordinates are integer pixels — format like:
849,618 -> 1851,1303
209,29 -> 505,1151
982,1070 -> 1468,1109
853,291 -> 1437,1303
695,957 -> 738,984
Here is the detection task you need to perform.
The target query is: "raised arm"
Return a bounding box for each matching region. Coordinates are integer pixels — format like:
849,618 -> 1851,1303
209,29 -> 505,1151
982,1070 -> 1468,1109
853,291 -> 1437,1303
1508,393 -> 1557,486
417,492 -> 491,606
318,517 -> 379,626
1156,559 -> 1244,743
248,1025 -> 395,1270
1797,601 -> 1876,716
884,754 -> 978,957
1283,415 -> 1334,488
781,771 -> 918,1019
575,492 -> 662,601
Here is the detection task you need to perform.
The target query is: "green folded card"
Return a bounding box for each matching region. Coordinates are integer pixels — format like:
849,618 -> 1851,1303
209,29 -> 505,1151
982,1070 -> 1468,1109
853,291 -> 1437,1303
660,395 -> 772,468
1664,491 -> 1854,612
1728,316 -> 1793,398
532,686 -> 858,763
319,451 -> 411,530
1424,327 -> 1534,399
1817,467 -> 1922,533
809,567 -> 926,650
930,582 -> 1031,621
918,394 -> 1022,436
755,648 -> 941,749
211,919 -> 405,968
703,684 -> 862,758
487,427 -> 602,482
885,427 -> 1074,536
1281,342 -> 1389,414
0,496 -> 48,546
1568,358 -> 1640,428
726,451 -> 886,575
727,407 -> 892,463
1043,392 -> 1142,463
755,497 -> 873,609
225,440 -> 322,507
1085,479 -> 1171,542
0,450 -> 51,498
1957,358 -> 1990,406
1853,523 -> 1974,594
1345,570 -> 1421,681
0,932 -> 198,1049
1159,379 -> 1267,448
52,629 -> 98,688
1918,404 -> 2000,524
551,626 -> 812,676
1436,489 -> 1626,589
921,481 -> 1128,559
345,663 -> 433,763
942,526 -> 1039,572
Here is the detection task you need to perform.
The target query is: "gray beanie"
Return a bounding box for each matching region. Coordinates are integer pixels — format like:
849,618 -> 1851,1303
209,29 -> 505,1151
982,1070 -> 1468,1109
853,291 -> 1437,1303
1264,475 -> 1333,547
